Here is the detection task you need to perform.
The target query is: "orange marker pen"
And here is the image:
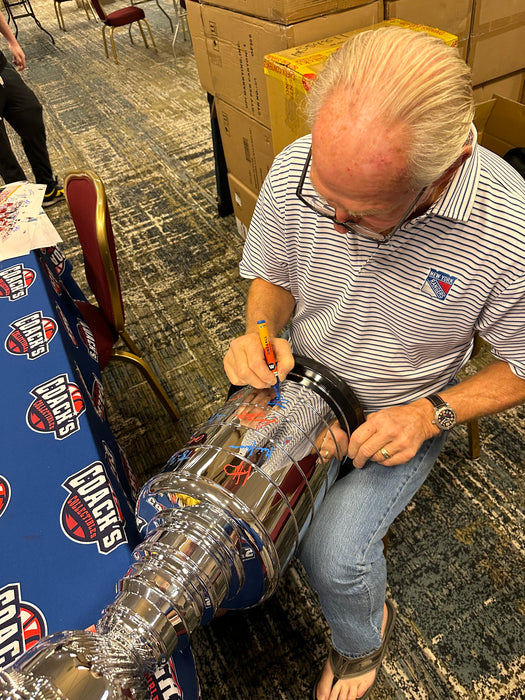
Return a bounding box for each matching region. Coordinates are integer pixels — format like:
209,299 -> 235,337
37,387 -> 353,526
256,319 -> 280,398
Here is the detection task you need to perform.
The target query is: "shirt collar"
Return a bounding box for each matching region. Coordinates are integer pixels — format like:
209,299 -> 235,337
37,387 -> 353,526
426,124 -> 480,223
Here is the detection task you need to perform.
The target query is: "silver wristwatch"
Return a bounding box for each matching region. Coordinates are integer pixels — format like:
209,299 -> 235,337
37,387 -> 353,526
426,393 -> 457,430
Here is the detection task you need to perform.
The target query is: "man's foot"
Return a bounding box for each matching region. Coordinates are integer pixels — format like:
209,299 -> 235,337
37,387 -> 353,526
312,600 -> 396,700
43,177 -> 65,208
315,656 -> 377,700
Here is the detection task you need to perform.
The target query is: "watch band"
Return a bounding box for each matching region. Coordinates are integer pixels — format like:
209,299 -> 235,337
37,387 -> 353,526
426,393 -> 447,409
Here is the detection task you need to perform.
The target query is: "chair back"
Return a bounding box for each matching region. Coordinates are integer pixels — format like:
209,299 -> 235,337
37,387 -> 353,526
88,0 -> 107,22
64,170 -> 125,331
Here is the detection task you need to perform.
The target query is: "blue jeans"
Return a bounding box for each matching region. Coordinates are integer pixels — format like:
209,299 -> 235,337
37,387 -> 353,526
298,432 -> 447,658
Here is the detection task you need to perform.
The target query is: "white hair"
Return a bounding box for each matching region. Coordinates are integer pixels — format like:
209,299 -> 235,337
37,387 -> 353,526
307,27 -> 474,188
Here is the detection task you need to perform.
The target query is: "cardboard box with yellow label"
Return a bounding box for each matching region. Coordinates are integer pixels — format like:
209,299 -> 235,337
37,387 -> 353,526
264,19 -> 458,155
203,2 -> 384,127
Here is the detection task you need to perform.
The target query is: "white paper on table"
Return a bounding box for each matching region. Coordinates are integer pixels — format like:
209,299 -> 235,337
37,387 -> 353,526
0,181 -> 62,261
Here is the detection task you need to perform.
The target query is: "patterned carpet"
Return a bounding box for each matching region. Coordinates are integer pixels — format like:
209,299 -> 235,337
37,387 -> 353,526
6,2 -> 524,697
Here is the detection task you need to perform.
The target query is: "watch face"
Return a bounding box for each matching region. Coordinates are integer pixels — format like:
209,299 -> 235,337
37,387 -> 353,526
436,406 -> 456,429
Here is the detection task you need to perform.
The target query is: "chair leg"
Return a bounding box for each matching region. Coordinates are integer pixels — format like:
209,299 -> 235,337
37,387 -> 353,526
468,419 -> 481,459
155,0 -> 173,32
109,26 -> 119,64
172,7 -> 189,57
119,329 -> 143,358
142,19 -> 157,51
82,0 -> 95,21
102,25 -> 110,59
54,2 -> 66,30
111,348 -> 180,422
137,19 -> 148,48
181,9 -> 189,41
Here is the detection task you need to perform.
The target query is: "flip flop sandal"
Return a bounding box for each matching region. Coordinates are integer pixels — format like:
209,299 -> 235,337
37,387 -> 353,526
311,599 -> 396,700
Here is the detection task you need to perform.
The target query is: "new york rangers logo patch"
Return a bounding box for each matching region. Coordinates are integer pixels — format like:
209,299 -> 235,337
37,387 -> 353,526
421,268 -> 457,301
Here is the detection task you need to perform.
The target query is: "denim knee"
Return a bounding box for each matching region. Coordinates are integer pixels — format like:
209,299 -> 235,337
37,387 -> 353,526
302,547 -> 371,601
299,516 -> 383,593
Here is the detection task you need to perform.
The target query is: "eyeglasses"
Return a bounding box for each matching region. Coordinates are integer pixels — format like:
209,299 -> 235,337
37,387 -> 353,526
295,147 -> 426,244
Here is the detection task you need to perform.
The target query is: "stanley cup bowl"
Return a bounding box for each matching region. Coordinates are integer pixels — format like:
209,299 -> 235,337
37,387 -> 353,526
1,357 -> 363,699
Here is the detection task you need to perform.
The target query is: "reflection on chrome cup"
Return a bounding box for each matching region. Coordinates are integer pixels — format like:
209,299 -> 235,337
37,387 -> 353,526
0,358 -> 363,700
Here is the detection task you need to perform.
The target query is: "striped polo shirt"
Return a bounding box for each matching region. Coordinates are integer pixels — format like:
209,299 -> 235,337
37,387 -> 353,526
239,131 -> 525,412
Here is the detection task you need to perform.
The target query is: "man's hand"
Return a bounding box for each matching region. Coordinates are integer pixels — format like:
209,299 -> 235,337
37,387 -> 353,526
0,13 -> 26,69
224,333 -> 294,388
347,399 -> 439,468
9,41 -> 26,70
316,420 -> 349,463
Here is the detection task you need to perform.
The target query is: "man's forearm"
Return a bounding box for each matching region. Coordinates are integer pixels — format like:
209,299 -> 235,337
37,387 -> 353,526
411,359 -> 525,431
1,12 -> 25,68
348,358 -> 525,468
245,278 -> 295,337
440,359 -> 525,422
0,14 -> 16,43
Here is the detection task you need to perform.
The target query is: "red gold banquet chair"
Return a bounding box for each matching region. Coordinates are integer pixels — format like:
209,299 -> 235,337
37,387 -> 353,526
64,169 -> 180,422
54,0 -> 94,31
88,0 -> 157,64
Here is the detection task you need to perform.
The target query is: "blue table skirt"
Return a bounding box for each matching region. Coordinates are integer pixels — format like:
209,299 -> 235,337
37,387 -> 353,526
0,248 -> 200,699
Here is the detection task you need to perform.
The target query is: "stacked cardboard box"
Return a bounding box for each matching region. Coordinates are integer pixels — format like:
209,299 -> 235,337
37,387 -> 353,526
468,0 -> 525,103
474,95 -> 525,157
264,19 -> 458,155
187,1 -> 525,236
187,0 -> 385,237
384,0 -> 473,57
384,0 -> 525,103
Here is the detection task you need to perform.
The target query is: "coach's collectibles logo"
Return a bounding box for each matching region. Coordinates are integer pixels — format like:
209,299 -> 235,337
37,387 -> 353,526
41,246 -> 66,276
0,264 -> 35,301
26,373 -> 85,439
77,319 -> 98,362
91,375 -> 105,421
55,303 -> 77,347
0,583 -> 47,667
421,268 -> 457,301
0,475 -> 11,519
5,311 -> 58,359
61,461 -> 127,554
145,658 -> 183,700
102,441 -> 124,497
102,441 -> 135,510
40,259 -> 62,297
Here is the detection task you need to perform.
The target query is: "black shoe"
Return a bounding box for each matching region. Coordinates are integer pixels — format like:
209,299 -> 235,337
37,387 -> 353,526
43,178 -> 65,208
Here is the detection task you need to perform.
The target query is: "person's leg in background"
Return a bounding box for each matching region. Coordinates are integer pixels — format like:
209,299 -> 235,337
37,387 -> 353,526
0,79 -> 27,183
0,63 -> 63,205
299,432 -> 447,699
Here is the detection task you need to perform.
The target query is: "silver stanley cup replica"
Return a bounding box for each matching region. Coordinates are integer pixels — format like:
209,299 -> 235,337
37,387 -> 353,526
0,357 -> 363,700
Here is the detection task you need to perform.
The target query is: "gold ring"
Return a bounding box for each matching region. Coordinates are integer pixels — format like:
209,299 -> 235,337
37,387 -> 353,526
324,450 -> 330,459
380,447 -> 391,460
